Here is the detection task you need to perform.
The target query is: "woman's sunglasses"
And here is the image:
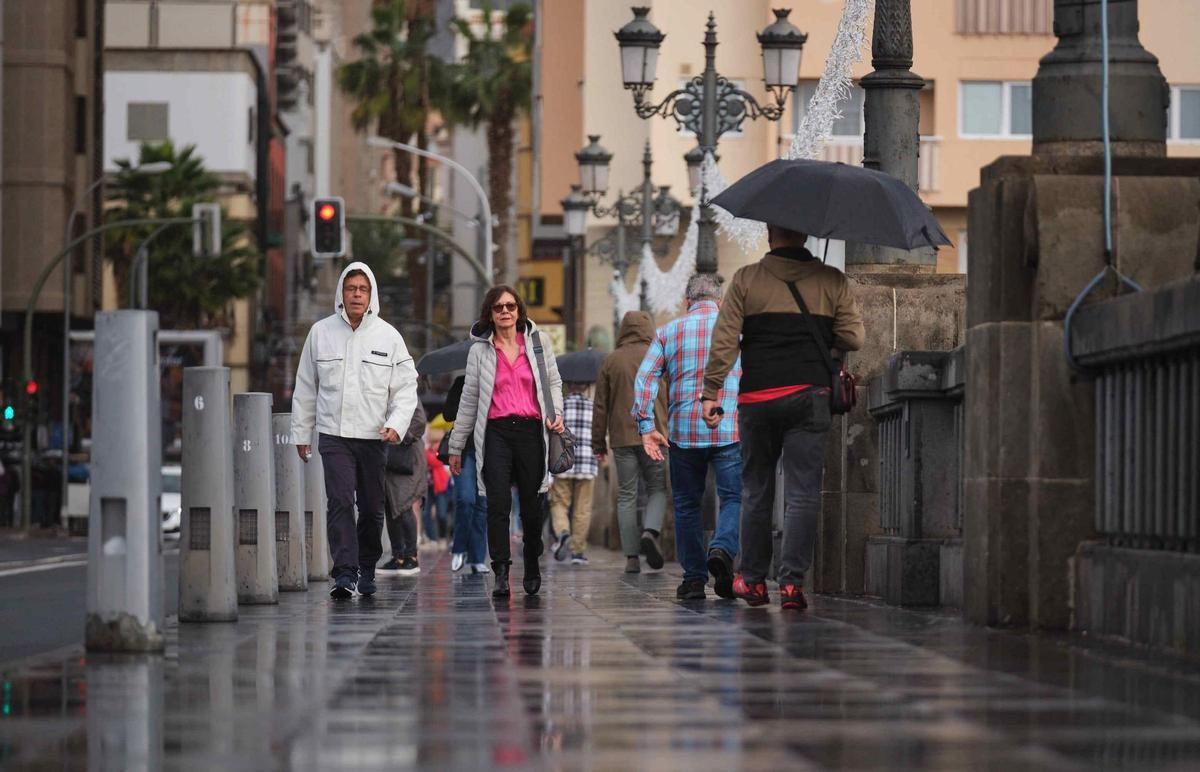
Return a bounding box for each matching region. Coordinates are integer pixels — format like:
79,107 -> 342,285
491,302 -> 518,313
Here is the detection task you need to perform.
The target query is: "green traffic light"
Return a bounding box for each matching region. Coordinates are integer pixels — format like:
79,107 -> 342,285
2,406 -> 13,421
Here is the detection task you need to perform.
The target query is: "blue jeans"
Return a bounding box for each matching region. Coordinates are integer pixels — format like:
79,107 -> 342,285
668,442 -> 742,582
451,450 -> 488,564
423,487 -> 450,540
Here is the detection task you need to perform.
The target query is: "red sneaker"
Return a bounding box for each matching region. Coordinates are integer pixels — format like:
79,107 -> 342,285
732,574 -> 769,607
779,583 -> 808,610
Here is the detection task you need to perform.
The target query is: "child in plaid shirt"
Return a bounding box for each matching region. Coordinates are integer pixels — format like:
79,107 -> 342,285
550,382 -> 597,565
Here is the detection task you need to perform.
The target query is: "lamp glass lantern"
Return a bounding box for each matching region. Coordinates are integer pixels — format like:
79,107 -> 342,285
684,145 -> 705,194
757,9 -> 807,89
575,135 -> 613,196
653,187 -> 681,236
615,7 -> 665,89
561,185 -> 590,237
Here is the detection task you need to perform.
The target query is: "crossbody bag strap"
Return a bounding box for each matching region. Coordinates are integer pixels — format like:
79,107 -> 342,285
530,330 -> 558,422
783,280 -> 837,377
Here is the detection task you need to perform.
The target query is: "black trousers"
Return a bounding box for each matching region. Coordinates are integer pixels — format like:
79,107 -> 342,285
482,418 -> 545,565
385,504 -> 417,560
319,433 -> 387,579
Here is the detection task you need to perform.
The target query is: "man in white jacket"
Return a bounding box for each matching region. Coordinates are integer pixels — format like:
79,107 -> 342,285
291,262 -> 418,598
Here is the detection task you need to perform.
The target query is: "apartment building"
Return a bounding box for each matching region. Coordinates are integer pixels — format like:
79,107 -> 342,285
533,0 -> 1200,339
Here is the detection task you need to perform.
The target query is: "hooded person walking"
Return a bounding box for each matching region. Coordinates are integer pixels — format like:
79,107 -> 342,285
291,262 -> 419,599
592,311 -> 669,574
447,285 -> 565,598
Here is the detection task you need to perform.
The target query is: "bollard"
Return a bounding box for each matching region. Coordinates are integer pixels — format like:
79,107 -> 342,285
179,367 -> 238,622
304,444 -> 331,581
272,413 -> 308,590
86,310 -> 164,652
233,393 -> 278,604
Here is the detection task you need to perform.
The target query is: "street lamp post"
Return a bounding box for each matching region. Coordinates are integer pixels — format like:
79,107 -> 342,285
614,7 -> 806,274
561,137 -> 682,340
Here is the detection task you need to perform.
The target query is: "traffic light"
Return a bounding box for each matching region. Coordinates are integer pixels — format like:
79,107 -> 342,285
25,380 -> 37,397
311,197 -> 346,258
2,405 -> 12,422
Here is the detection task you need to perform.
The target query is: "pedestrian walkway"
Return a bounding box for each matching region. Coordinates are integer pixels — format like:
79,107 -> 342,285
3,549 -> 1200,770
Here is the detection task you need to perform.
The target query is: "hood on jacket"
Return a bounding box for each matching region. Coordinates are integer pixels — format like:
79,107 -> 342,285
470,317 -> 541,343
760,247 -> 836,284
616,311 -> 654,348
335,261 -> 382,324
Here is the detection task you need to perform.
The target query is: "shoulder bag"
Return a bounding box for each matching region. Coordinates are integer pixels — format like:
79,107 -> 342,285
783,281 -> 857,415
531,332 -> 576,474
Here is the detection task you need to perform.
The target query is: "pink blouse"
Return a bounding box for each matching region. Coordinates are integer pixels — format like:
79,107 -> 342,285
487,334 -> 542,420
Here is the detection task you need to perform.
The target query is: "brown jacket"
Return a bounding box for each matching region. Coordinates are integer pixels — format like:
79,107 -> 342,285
703,247 -> 865,399
593,311 -> 667,452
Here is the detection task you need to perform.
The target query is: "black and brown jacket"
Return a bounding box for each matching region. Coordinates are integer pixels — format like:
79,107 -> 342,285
702,247 -> 865,400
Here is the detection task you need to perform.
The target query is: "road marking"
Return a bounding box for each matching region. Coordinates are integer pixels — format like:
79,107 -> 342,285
0,549 -> 180,578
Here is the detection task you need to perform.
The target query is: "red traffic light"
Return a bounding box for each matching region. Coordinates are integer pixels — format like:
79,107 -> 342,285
318,204 -> 336,221
25,380 -> 38,396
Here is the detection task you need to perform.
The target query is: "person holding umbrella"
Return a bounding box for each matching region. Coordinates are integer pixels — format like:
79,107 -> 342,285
701,157 -> 945,610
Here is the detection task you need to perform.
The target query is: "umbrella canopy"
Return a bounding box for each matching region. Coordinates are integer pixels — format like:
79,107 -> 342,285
416,339 -> 473,376
556,349 -> 607,383
710,159 -> 952,251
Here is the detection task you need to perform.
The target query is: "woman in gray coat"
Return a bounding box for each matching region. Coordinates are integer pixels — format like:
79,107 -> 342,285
379,403 -> 427,576
448,285 -> 564,598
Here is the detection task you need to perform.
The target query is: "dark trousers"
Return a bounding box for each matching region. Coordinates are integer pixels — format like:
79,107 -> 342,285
319,433 -> 387,580
738,389 -> 831,585
482,418 -> 544,565
385,505 -> 418,560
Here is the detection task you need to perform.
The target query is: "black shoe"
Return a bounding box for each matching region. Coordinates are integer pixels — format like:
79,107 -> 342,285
523,557 -> 542,595
640,530 -> 664,569
707,548 -> 735,599
376,557 -> 404,575
553,531 -> 571,561
492,561 -> 511,598
330,573 -> 356,599
676,578 -> 706,600
357,568 -> 377,596
397,556 -> 420,576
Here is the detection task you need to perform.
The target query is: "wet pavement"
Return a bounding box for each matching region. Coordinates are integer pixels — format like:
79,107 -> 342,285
3,548 -> 1200,770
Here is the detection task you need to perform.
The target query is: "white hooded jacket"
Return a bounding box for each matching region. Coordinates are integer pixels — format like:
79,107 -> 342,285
290,262 -> 418,444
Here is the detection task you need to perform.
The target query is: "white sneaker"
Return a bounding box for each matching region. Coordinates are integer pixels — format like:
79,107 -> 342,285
470,562 -> 490,574
451,552 -> 466,572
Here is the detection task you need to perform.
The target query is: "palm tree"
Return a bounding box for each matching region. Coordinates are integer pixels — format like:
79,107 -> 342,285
444,1 -> 533,283
104,141 -> 260,330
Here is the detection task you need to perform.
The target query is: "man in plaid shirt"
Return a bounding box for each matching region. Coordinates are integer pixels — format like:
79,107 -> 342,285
549,382 -> 598,565
631,274 -> 743,600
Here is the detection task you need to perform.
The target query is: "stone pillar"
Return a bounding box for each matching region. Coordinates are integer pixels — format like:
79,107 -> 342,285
961,0 -> 1194,630
813,0 -> 965,596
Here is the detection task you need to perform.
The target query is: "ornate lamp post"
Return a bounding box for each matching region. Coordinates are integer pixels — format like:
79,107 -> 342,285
615,7 -> 806,274
561,136 -> 682,341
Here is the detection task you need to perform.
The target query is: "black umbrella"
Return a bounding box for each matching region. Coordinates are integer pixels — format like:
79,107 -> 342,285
556,349 -> 607,383
710,159 -> 952,250
416,339 -> 474,376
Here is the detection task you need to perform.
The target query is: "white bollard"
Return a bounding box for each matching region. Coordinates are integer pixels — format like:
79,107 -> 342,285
233,393 -> 278,604
304,444 -> 331,581
179,367 -> 238,622
272,413 -> 308,591
86,310 -> 164,652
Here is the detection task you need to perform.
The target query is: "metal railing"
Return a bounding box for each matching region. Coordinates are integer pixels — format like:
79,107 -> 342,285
805,136 -> 941,193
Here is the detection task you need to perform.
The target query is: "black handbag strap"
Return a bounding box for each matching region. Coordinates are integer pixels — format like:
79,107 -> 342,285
530,331 -> 557,422
783,280 -> 838,377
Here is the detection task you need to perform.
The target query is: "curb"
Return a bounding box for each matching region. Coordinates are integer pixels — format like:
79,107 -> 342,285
0,547 -> 180,573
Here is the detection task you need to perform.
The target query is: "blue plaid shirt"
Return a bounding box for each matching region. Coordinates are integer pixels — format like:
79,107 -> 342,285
631,301 -> 740,448
557,393 -> 596,479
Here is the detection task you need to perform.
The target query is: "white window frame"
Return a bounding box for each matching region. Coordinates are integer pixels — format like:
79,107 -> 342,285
790,81 -> 865,139
1169,85 -> 1200,142
957,229 -> 969,275
958,81 -> 1032,139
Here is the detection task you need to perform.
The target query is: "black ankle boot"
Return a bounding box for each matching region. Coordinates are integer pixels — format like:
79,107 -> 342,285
523,557 -> 541,596
491,561 -> 510,598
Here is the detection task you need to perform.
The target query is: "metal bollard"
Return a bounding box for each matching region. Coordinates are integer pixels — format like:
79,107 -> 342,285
86,310 -> 164,652
272,413 -> 308,590
179,367 -> 238,622
304,444 -> 331,581
233,393 -> 278,604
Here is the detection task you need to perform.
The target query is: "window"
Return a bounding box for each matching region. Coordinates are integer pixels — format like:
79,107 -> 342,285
792,81 -> 864,137
75,96 -> 87,155
959,81 -> 1031,138
957,230 -> 969,274
127,102 -> 169,141
1171,86 -> 1200,141
75,0 -> 87,38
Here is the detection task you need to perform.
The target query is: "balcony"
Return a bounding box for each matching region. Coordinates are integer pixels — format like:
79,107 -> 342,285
811,136 -> 942,193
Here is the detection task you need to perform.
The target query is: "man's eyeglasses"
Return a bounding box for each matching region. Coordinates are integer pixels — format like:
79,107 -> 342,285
491,302 -> 518,313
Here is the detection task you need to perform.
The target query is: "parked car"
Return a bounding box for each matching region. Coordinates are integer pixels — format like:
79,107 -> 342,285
161,464 -> 182,533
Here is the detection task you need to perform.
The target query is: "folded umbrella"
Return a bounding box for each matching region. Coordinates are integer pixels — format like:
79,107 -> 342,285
416,339 -> 474,376
556,349 -> 607,383
710,158 -> 952,251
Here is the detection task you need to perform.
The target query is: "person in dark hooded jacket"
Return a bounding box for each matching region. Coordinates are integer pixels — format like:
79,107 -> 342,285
592,311 -> 669,574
